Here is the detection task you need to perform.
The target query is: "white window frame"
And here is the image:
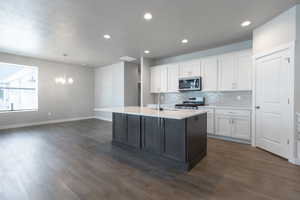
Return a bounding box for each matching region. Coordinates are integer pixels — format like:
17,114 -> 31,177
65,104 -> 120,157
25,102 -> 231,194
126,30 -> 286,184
0,62 -> 38,113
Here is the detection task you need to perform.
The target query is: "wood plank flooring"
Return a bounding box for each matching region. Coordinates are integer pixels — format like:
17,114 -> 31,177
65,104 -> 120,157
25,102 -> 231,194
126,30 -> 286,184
0,119 -> 299,200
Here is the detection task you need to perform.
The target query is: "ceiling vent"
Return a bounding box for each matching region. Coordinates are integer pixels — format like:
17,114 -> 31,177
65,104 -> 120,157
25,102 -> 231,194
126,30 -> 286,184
120,56 -> 136,62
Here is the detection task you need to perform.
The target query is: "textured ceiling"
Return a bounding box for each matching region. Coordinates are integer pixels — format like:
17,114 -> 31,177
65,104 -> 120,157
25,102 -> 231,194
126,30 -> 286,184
0,0 -> 297,67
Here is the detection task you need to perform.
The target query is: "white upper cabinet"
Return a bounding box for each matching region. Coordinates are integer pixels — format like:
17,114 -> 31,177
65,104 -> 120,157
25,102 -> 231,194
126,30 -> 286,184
218,50 -> 252,91
201,56 -> 218,91
150,64 -> 177,93
150,49 -> 252,93
160,65 -> 168,93
179,60 -> 201,78
150,66 -> 162,93
218,52 -> 237,91
236,50 -> 252,90
166,64 -> 179,92
215,109 -> 251,140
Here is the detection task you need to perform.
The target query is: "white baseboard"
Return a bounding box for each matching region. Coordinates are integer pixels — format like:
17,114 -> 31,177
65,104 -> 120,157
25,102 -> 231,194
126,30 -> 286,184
295,159 -> 300,165
0,116 -> 95,130
208,134 -> 251,145
95,116 -> 112,122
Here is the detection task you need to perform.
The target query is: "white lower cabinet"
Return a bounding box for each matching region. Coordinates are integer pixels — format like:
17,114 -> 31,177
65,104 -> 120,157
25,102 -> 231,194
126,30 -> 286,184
207,112 -> 214,134
198,107 -> 214,134
215,115 -> 232,137
231,117 -> 251,140
214,109 -> 251,141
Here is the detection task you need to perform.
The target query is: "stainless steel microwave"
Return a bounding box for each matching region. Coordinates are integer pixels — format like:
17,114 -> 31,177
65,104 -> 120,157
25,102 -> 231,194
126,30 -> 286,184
178,77 -> 202,91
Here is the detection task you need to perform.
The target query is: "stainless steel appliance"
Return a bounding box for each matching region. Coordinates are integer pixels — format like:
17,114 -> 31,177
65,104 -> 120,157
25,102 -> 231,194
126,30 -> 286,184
175,97 -> 205,110
178,77 -> 202,91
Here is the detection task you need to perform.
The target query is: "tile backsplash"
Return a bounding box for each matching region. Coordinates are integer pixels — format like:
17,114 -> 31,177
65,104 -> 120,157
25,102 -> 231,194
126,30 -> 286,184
154,91 -> 252,107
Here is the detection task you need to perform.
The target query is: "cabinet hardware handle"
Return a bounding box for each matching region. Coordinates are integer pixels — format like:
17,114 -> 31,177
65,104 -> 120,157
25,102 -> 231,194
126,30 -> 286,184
255,106 -> 260,109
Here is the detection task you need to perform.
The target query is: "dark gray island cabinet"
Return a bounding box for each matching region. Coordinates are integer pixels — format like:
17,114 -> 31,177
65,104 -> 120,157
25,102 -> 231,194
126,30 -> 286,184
111,107 -> 207,171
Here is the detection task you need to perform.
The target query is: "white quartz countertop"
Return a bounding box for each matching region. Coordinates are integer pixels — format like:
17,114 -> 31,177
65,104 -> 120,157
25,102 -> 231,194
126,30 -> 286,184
98,106 -> 207,120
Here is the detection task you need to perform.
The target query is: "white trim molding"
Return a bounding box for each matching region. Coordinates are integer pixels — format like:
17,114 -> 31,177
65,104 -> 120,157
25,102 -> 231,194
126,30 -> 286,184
0,116 -> 95,130
94,108 -> 113,122
253,41 -> 295,60
95,116 -> 112,122
252,41 -> 296,162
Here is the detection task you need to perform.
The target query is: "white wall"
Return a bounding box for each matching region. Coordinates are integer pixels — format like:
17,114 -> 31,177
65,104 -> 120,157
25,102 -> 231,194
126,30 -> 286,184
94,61 -> 139,120
295,5 -> 300,161
141,57 -> 155,106
253,7 -> 296,55
253,5 -> 300,162
0,52 -> 94,128
94,62 -> 125,120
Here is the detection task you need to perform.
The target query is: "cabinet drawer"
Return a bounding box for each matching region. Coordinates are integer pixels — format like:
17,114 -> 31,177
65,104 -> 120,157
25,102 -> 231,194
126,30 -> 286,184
215,109 -> 250,117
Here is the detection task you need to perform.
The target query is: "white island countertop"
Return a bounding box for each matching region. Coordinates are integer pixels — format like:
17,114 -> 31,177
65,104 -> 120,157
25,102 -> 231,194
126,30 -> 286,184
98,106 -> 207,120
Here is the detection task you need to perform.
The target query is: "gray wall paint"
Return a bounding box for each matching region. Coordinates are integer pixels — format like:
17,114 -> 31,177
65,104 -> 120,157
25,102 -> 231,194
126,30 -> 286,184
0,52 -> 94,127
124,62 -> 139,106
141,57 -> 155,106
155,40 -> 252,65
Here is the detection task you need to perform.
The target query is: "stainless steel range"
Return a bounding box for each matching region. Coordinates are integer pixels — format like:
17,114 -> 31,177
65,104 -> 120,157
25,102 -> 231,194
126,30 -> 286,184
175,97 -> 205,110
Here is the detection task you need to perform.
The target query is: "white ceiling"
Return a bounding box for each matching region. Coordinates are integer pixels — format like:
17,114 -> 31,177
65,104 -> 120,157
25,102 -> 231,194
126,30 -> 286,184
0,0 -> 298,67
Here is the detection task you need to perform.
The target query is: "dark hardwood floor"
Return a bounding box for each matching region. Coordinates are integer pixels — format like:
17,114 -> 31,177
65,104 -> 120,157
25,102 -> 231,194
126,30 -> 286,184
0,119 -> 299,200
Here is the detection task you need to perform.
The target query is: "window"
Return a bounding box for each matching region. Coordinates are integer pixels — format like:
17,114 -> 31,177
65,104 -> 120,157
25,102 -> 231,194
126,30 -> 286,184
0,62 -> 38,112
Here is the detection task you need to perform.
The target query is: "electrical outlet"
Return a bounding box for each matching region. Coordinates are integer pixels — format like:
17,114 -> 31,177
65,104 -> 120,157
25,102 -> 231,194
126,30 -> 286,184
48,112 -> 52,116
237,96 -> 241,101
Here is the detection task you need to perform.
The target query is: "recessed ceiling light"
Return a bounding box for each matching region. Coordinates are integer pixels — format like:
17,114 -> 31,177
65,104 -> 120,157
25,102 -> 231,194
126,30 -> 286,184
120,56 -> 136,62
103,34 -> 111,39
144,50 -> 150,54
241,20 -> 251,27
181,39 -> 189,44
144,13 -> 152,20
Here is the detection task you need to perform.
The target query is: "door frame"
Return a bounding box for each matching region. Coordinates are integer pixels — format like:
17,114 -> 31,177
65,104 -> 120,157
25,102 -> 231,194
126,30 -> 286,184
252,41 -> 297,163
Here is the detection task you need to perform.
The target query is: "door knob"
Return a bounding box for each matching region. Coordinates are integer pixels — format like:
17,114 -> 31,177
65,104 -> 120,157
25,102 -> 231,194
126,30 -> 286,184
255,106 -> 260,109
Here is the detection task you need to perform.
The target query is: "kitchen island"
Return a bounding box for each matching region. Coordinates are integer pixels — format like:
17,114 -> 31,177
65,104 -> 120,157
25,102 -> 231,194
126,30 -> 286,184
102,107 -> 207,171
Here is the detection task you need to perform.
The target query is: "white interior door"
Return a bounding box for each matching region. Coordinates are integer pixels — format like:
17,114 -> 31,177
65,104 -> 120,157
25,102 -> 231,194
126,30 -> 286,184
255,49 -> 291,159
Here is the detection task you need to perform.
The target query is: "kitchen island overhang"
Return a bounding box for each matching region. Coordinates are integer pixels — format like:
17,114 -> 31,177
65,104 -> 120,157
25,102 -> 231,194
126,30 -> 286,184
103,107 -> 207,171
